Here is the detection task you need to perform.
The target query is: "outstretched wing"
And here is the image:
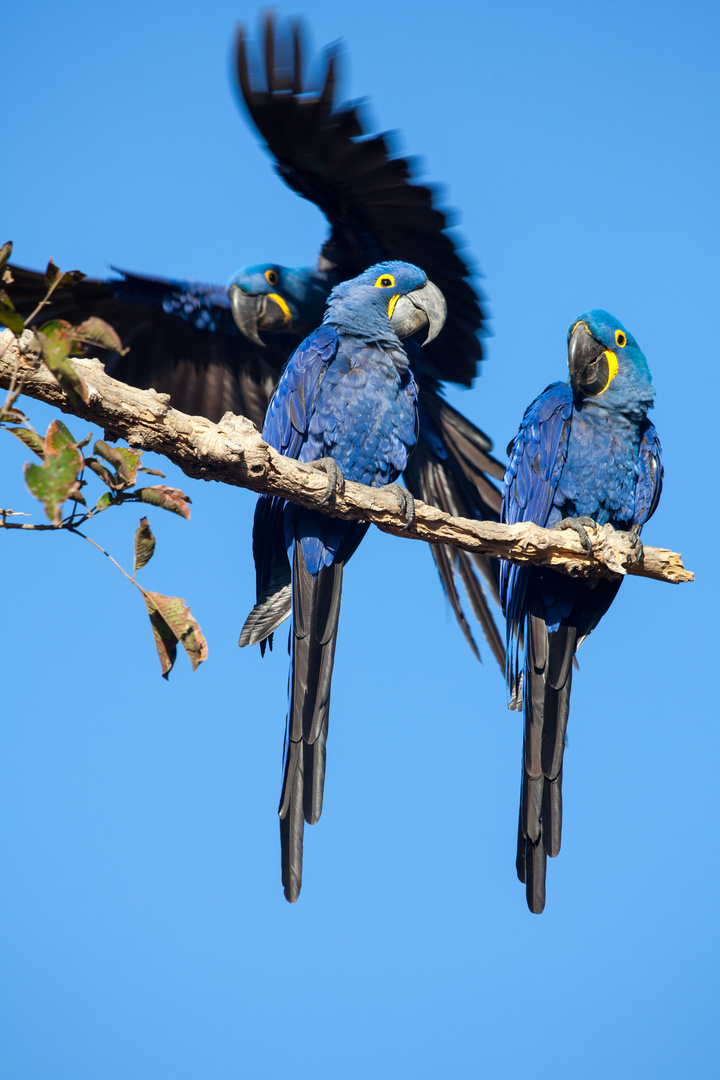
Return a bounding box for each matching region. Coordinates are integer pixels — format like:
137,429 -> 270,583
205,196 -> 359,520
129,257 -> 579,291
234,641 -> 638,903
236,15 -> 504,663
9,265 -> 285,429
13,13 -> 505,666
236,12 -> 484,388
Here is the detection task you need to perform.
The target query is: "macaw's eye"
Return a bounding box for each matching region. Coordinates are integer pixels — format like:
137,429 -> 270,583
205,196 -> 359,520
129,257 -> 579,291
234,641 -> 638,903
374,274 -> 395,288
265,269 -> 278,286
615,329 -> 627,348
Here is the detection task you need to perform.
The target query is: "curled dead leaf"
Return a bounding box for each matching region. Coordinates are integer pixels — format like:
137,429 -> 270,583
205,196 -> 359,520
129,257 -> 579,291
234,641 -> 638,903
141,589 -> 207,678
133,516 -> 156,575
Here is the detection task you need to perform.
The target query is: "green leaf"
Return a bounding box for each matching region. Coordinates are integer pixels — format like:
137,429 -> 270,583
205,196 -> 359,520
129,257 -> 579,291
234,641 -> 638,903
25,443 -> 83,524
45,418 -> 77,453
0,297 -> 24,336
93,441 -> 141,486
75,316 -> 126,354
0,241 -> 13,277
35,322 -> 89,408
95,492 -> 113,511
22,420 -> 84,523
136,485 -> 192,520
6,426 -> 45,459
141,590 -> 207,678
133,516 -> 156,574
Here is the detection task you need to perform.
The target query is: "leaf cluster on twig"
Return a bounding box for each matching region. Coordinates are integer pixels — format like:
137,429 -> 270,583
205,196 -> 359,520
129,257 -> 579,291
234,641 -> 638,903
0,244 -> 207,678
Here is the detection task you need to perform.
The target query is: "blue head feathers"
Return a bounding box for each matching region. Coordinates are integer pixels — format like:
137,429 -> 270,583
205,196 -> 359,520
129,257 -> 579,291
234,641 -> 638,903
323,261 -> 446,345
567,309 -> 654,416
227,263 -> 328,342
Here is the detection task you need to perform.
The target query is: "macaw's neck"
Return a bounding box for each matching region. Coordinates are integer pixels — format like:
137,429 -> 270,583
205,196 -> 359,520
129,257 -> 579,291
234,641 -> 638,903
575,386 -> 654,425
322,301 -> 404,354
279,266 -> 334,337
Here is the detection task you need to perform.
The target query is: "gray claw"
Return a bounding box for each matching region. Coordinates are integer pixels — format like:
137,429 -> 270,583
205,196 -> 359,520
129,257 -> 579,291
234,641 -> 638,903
552,515 -> 596,555
627,531 -> 645,566
311,457 -> 345,504
387,483 -> 415,528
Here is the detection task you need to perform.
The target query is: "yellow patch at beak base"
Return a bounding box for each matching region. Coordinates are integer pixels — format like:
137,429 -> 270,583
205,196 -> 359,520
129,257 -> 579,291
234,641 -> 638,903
267,293 -> 292,324
600,349 -> 619,393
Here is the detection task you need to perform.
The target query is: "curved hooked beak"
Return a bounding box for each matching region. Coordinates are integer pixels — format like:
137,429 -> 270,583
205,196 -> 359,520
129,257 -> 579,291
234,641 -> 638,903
229,286 -> 294,347
568,321 -> 618,397
389,279 -> 447,346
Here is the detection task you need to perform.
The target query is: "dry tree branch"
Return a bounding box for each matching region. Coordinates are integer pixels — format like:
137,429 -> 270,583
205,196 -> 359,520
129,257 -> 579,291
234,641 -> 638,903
0,330 -> 693,586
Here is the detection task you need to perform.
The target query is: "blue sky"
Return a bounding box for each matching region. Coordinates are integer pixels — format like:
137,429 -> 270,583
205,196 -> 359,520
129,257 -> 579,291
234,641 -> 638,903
3,1 -> 719,1077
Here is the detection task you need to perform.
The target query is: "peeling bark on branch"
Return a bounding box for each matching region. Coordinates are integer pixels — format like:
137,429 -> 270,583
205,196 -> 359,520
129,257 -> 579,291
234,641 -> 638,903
0,330 -> 693,585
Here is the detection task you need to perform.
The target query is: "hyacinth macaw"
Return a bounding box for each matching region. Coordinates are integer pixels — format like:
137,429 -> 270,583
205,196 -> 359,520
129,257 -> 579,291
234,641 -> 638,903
238,261 -> 446,902
10,13 -> 504,665
501,310 -> 662,914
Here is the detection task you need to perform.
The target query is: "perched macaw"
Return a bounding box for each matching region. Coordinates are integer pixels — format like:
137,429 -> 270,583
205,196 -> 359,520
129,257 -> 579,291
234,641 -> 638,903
238,261 -> 446,902
9,13 -> 504,665
501,311 -> 662,913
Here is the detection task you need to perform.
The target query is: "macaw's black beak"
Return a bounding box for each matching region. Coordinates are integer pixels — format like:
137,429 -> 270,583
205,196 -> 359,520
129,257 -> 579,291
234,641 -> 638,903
229,286 -> 294,346
390,279 -> 447,346
229,285 -> 265,346
568,320 -> 617,396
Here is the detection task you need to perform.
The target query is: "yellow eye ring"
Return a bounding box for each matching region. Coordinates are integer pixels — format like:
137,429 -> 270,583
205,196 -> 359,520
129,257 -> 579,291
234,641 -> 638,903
265,269 -> 278,286
615,329 -> 627,348
374,273 -> 395,288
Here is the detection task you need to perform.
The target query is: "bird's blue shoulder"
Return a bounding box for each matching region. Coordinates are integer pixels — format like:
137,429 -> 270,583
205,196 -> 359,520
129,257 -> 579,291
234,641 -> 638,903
262,325 -> 339,455
502,382 -> 573,529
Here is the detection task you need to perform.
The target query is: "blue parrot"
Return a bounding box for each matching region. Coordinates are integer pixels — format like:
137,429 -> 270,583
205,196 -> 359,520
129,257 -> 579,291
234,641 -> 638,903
9,13 -> 504,665
238,261 -> 446,903
501,310 -> 663,913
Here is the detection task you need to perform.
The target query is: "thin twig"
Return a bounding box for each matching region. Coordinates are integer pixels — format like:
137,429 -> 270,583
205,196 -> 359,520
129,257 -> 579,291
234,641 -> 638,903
20,270 -> 72,329
68,527 -> 138,587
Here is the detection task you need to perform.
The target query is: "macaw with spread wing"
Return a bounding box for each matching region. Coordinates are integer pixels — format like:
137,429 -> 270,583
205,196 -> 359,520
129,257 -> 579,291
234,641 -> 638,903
9,13 -> 504,665
238,261 -> 446,902
501,310 -> 662,913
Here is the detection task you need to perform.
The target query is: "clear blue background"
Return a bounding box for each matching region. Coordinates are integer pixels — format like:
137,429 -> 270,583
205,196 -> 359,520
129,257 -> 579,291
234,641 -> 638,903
3,1 -> 718,1077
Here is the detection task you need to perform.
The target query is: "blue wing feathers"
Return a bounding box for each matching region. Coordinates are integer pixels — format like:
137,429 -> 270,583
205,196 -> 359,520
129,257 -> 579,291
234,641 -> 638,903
634,420 -> 663,527
109,268 -> 239,337
502,383 -> 573,531
500,384 -> 573,648
262,326 -> 339,456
